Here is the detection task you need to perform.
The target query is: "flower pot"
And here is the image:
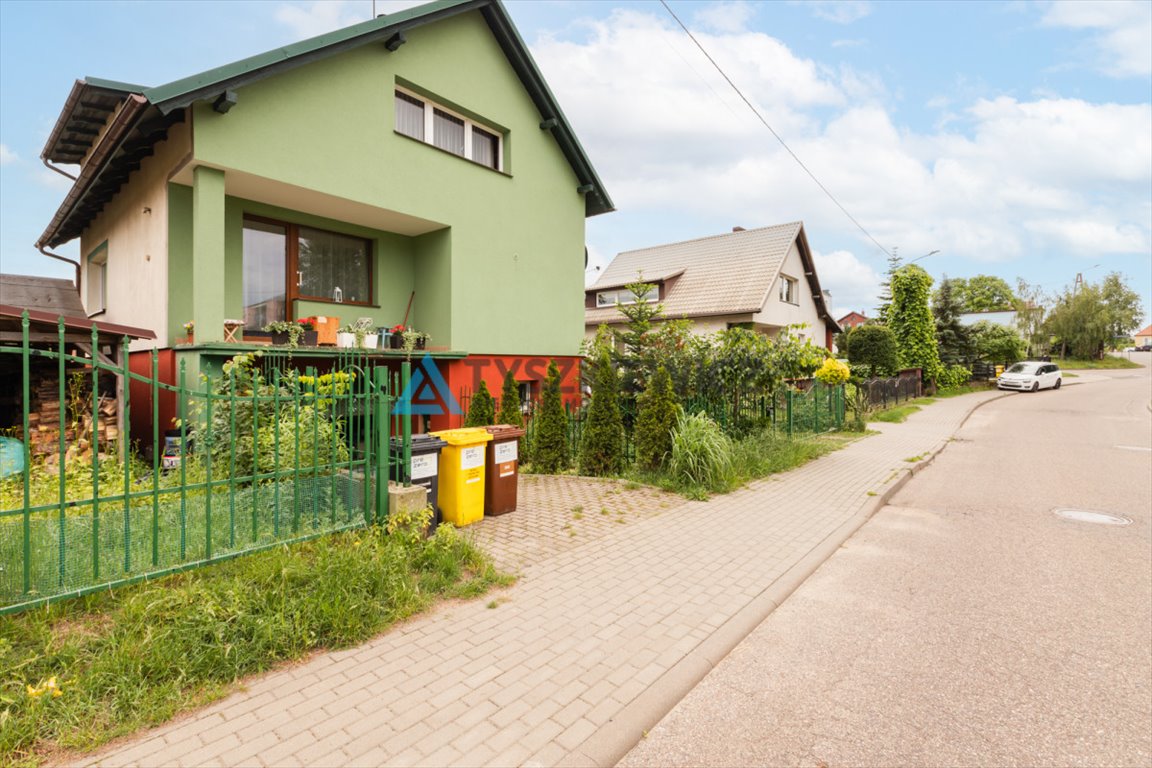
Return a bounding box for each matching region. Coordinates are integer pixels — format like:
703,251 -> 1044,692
336,332 -> 357,348
389,334 -> 404,350
359,335 -> 378,350
269,331 -> 291,345
183,332 -> 194,345
300,331 -> 319,346
415,337 -> 426,350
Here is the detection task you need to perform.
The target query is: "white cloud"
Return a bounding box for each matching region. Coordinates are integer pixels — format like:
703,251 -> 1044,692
530,7 -> 1150,294
798,1 -> 873,25
693,1 -> 756,34
0,143 -> 16,165
813,249 -> 884,318
274,0 -> 372,39
1040,0 -> 1152,77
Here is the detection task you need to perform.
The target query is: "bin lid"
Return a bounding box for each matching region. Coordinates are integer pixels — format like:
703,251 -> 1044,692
429,427 -> 494,446
485,424 -> 526,440
390,434 -> 447,449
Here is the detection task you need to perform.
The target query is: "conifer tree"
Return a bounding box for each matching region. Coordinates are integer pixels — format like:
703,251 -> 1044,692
496,370 -> 522,427
532,361 -> 569,473
463,380 -> 495,427
578,350 -> 624,476
634,365 -> 679,473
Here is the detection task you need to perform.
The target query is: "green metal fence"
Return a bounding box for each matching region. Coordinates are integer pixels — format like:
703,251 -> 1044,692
515,380 -> 845,465
0,313 -> 411,614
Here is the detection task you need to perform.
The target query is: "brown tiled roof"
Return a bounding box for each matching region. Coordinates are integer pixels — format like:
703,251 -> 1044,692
586,222 -> 804,325
1135,324 -> 1152,338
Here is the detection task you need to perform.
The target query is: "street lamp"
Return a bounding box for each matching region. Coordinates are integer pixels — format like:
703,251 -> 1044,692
909,249 -> 940,264
1074,264 -> 1101,294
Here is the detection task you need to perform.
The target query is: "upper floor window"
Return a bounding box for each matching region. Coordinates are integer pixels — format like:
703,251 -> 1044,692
596,285 -> 658,308
394,88 -> 503,171
779,275 -> 798,304
86,242 -> 107,316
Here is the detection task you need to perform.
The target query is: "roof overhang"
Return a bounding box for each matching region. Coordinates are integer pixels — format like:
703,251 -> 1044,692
793,225 -> 841,334
40,77 -> 150,165
0,305 -> 155,342
586,268 -> 686,295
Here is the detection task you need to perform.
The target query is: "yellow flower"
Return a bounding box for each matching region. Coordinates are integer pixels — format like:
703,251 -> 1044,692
26,684 -> 42,698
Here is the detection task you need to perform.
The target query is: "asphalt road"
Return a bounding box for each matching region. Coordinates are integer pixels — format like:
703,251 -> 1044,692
621,362 -> 1152,767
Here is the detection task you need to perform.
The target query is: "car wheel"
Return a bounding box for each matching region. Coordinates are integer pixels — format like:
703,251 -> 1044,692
1054,378 -> 1061,390
1031,382 -> 1039,392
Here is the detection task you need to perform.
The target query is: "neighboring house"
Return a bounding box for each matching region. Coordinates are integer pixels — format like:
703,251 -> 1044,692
1134,324 -> 1152,347
837,311 -> 868,330
958,310 -> 1018,329
584,223 -> 840,349
34,0 -> 612,432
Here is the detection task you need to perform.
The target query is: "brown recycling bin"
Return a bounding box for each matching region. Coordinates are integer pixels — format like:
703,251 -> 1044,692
484,424 -> 525,516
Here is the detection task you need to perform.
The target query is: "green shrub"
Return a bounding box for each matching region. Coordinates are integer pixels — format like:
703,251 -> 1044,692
496,370 -> 523,428
847,325 -> 899,377
578,350 -> 624,476
668,411 -> 732,492
464,380 -> 495,427
937,363 -> 971,390
531,361 -> 569,474
813,357 -> 850,386
634,365 -> 679,472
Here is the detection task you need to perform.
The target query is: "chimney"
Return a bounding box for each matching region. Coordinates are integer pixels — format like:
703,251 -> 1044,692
732,226 -> 745,232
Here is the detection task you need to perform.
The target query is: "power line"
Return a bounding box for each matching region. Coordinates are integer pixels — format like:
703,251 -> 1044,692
659,0 -> 892,259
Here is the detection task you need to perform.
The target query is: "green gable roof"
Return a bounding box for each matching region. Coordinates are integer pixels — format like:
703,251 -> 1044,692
142,0 -> 611,216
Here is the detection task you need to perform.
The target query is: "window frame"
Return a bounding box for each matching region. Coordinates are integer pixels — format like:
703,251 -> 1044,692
243,214 -> 375,318
394,86 -> 504,172
779,275 -> 798,305
86,241 -> 108,317
596,286 -> 659,307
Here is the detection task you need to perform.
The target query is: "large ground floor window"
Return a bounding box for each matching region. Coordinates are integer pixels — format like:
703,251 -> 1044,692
242,216 -> 373,328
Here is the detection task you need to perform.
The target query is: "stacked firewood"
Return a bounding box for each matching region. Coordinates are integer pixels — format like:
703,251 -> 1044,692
8,369 -> 119,461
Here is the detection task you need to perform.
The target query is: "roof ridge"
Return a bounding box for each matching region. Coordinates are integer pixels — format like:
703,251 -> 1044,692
617,221 -> 803,257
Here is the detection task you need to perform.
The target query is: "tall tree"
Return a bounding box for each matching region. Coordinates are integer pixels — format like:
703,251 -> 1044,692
463,379 -> 495,427
1013,277 -> 1049,357
875,251 -> 903,324
888,265 -> 943,383
846,324 -> 899,378
969,321 -> 1026,364
943,275 -> 1017,313
613,280 -> 664,399
932,275 -> 971,365
578,349 -> 624,476
1047,272 -> 1144,358
1099,272 -> 1144,346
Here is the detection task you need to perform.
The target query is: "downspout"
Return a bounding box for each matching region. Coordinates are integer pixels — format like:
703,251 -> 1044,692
41,156 -> 77,182
39,244 -> 82,292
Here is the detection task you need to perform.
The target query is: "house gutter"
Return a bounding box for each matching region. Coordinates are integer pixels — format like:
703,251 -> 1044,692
35,94 -> 149,251
37,245 -> 81,292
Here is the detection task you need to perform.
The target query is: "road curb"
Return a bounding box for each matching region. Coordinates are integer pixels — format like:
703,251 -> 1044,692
561,391 -> 1014,768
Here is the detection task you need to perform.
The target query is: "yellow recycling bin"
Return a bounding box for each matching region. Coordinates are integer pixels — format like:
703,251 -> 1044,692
429,428 -> 493,527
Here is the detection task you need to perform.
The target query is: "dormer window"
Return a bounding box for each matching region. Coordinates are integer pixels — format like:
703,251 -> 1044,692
394,88 -> 503,171
596,285 -> 658,307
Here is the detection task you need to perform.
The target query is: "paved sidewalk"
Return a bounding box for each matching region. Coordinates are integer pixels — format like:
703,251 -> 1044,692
77,390 -> 1003,768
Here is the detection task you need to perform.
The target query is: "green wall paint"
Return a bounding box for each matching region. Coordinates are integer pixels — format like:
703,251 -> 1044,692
192,166 -> 227,343
224,196 -> 418,332
167,183 -> 193,344
191,9 -> 588,356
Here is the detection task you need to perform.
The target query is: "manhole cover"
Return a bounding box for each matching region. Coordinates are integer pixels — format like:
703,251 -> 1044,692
1053,508 -> 1131,526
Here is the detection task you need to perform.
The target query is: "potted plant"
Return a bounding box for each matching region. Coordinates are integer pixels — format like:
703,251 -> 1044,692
296,320 -> 319,346
263,320 -> 316,348
415,331 -> 430,350
337,319 -> 378,349
389,324 -> 407,350
181,321 -> 194,344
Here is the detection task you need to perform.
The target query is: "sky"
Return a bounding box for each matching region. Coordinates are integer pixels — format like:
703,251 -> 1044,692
1,0 -> 1150,326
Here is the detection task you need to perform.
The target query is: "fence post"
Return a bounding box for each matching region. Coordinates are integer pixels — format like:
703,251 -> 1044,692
121,336 -> 132,572
21,312 -> 31,596
204,372 -> 214,561
91,325 -> 102,579
786,388 -> 794,437
401,361 -> 411,487
374,366 -> 389,523
151,350 -> 160,567
58,319 -> 67,587
814,384 -> 820,433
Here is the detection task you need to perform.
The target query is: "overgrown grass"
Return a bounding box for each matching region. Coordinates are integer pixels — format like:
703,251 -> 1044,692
638,423 -> 845,500
871,404 -> 922,423
1057,356 -> 1142,370
0,509 -> 510,766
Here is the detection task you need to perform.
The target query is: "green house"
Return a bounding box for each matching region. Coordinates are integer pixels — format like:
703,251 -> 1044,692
36,0 -> 611,429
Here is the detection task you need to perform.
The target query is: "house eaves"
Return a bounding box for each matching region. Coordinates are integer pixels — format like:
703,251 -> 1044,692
790,224 -> 840,334
40,78 -> 150,165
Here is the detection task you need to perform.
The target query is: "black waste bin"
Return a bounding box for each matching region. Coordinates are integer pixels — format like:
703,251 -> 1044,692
390,434 -> 447,530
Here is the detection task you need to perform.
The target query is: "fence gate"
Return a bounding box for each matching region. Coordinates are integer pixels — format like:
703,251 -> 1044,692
1,316 -> 408,614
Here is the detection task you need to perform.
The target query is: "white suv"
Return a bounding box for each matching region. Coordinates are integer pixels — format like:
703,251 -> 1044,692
997,361 -> 1062,392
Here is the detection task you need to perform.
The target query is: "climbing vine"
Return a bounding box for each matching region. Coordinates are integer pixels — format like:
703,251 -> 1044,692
888,266 -> 943,384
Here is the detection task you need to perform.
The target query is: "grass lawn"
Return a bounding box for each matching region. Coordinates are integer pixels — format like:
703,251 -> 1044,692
0,510 -> 510,766
1056,357 -> 1142,370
